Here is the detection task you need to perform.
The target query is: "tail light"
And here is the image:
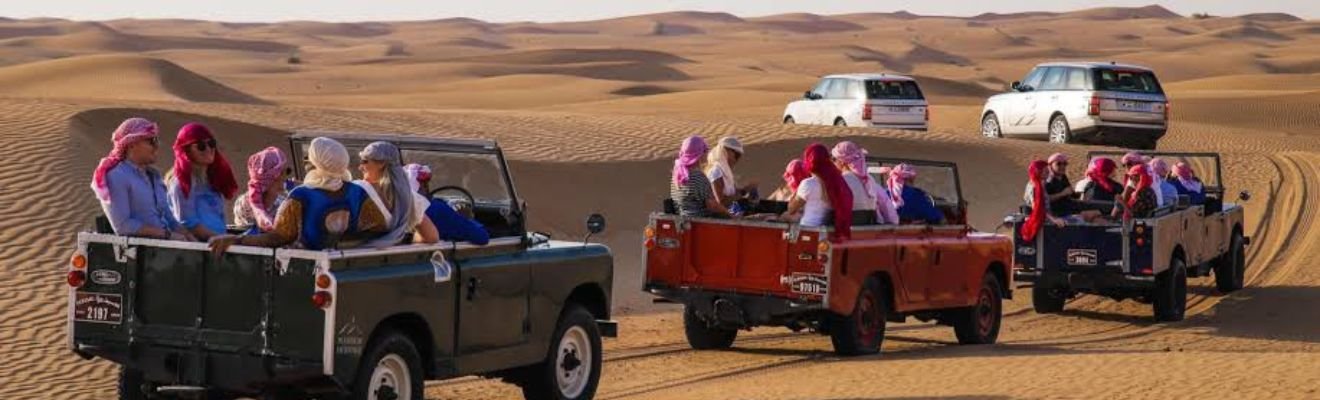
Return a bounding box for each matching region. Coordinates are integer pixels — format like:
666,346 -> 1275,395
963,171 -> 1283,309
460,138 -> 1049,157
1163,102 -> 1171,122
817,241 -> 832,265
316,274 -> 332,289
644,226 -> 657,250
924,107 -> 930,122
311,291 -> 333,308
66,270 -> 87,288
1133,222 -> 1147,247
861,105 -> 872,120
70,254 -> 87,270
1140,267 -> 1154,275
1088,95 -> 1101,116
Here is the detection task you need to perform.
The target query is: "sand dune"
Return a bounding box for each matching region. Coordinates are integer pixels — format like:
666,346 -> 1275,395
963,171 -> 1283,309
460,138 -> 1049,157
0,55 -> 267,104
0,5 -> 1316,399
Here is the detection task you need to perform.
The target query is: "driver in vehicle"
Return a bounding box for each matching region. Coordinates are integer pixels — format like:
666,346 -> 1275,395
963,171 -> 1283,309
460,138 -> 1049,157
405,163 -> 491,245
354,141 -> 439,246
208,137 -> 389,256
886,163 -> 945,225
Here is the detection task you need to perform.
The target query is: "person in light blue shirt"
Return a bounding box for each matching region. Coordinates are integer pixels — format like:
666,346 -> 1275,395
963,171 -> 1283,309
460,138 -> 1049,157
91,118 -> 192,240
166,123 -> 239,240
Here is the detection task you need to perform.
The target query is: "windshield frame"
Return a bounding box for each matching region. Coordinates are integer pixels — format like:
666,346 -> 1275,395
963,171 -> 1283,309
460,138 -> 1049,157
1086,151 -> 1223,193
865,157 -> 964,205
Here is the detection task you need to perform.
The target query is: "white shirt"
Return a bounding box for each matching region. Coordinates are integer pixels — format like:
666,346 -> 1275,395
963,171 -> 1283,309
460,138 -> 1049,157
844,173 -> 875,211
708,167 -> 737,197
796,177 -> 832,227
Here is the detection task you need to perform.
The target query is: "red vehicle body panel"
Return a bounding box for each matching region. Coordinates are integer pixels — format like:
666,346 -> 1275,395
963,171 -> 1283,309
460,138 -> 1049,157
645,215 -> 1013,318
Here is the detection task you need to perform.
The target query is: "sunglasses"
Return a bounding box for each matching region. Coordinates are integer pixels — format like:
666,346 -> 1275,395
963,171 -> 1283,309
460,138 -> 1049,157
146,137 -> 159,147
191,139 -> 218,152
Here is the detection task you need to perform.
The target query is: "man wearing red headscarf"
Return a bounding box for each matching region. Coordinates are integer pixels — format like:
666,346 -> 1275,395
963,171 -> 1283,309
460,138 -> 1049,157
781,144 -> 853,241
167,123 -> 239,240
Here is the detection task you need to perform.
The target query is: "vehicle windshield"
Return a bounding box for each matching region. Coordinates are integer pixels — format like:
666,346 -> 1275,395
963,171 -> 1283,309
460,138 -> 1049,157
865,80 -> 924,100
294,139 -> 514,206
1088,152 -> 1222,191
1093,69 -> 1164,94
867,160 -> 961,205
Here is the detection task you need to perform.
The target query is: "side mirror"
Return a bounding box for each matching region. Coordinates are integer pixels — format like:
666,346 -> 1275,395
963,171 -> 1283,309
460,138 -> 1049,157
1010,81 -> 1021,91
803,91 -> 813,99
1238,190 -> 1251,202
587,213 -> 606,234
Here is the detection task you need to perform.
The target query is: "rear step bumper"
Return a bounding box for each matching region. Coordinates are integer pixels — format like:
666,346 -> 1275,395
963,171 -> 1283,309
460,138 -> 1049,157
72,338 -> 333,394
645,284 -> 825,329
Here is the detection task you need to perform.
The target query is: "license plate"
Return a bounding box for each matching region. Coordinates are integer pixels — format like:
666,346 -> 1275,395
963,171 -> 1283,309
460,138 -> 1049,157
786,273 -> 828,296
1118,101 -> 1148,111
74,292 -> 123,325
887,106 -> 910,112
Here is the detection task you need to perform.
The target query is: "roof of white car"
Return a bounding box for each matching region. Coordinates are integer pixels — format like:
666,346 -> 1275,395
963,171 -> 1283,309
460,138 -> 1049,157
823,73 -> 917,81
1037,61 -> 1154,71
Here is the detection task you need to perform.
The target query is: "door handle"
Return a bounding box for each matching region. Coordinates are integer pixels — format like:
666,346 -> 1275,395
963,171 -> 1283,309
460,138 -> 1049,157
466,277 -> 481,301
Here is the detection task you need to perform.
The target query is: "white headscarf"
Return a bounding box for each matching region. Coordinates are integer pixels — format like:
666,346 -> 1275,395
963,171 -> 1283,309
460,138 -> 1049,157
303,137 -> 352,191
705,136 -> 743,197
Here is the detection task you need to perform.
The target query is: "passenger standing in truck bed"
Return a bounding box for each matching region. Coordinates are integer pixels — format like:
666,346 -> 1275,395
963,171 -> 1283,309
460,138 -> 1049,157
208,137 -> 388,255
91,118 -> 194,241
670,136 -> 732,218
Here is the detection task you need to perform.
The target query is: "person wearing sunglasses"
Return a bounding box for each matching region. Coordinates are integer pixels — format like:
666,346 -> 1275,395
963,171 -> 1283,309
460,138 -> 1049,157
1113,165 -> 1159,220
233,147 -> 290,234
166,123 -> 239,241
90,118 -> 193,241
1024,153 -> 1078,215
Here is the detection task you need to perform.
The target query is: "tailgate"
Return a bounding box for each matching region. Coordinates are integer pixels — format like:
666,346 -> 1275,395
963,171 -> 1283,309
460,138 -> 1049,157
1032,225 -> 1126,273
645,216 -> 826,298
867,100 -> 927,126
71,234 -> 324,360
1098,93 -> 1167,125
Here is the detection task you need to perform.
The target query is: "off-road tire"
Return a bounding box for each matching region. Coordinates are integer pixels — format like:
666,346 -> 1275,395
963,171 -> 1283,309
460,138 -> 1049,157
351,330 -> 424,400
954,273 -> 1003,345
683,305 -> 737,350
829,277 -> 887,356
1048,114 -> 1072,144
981,113 -> 1003,138
833,118 -> 847,127
518,304 -> 603,400
1032,284 -> 1066,314
784,116 -> 795,124
1153,258 -> 1188,322
1215,232 -> 1247,293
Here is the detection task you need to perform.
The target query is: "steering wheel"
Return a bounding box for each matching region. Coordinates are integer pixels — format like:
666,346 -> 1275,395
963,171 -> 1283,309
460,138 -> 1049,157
430,186 -> 477,217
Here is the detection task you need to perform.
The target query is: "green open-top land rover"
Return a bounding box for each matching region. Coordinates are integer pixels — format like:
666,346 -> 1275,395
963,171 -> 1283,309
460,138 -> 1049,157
67,133 -> 617,400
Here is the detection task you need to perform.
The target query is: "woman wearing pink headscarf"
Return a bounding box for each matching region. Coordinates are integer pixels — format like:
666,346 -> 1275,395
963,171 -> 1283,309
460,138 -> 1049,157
831,141 -> 899,224
233,147 -> 289,234
167,123 -> 239,240
670,136 -> 731,218
768,159 -> 811,202
91,117 -> 191,240
887,163 -> 945,224
1172,162 -> 1206,205
1147,158 -> 1179,207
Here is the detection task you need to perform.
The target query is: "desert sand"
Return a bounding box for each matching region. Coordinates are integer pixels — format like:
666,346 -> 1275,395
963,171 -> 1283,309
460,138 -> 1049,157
0,5 -> 1316,399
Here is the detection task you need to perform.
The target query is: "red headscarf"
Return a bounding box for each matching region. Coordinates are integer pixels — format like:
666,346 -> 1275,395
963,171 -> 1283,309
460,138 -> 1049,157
782,158 -> 811,191
1086,157 -> 1117,193
1125,164 -> 1153,218
1021,160 -> 1049,242
804,144 -> 853,241
172,123 -> 238,199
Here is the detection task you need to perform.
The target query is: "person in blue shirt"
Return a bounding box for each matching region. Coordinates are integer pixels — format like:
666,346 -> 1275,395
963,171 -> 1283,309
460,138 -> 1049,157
405,163 -> 491,245
885,163 -> 945,225
167,123 -> 240,240
1172,162 -> 1207,205
90,118 -> 193,240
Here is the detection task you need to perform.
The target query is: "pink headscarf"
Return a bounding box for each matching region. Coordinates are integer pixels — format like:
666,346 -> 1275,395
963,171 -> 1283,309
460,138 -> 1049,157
782,159 -> 810,191
172,123 -> 239,200
672,136 -> 708,186
1120,151 -> 1147,168
1173,162 -> 1202,193
1149,158 -> 1170,178
1086,158 -> 1118,193
831,141 -> 871,191
887,163 -> 918,208
1047,153 -> 1068,164
245,147 -> 287,231
91,118 -> 159,203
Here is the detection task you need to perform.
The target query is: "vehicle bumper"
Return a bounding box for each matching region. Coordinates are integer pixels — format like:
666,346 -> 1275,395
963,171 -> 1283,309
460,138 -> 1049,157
1020,267 -> 1156,295
645,284 -> 824,329
866,122 -> 927,131
1072,120 -> 1167,144
72,338 -> 336,395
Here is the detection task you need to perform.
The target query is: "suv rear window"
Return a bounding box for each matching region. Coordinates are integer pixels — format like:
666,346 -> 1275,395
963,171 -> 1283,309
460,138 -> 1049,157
865,80 -> 924,100
1093,69 -> 1164,94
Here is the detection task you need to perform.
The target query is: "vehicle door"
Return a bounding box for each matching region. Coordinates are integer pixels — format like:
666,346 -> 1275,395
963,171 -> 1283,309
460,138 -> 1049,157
1004,67 -> 1047,134
820,78 -> 852,125
893,225 -> 933,307
800,78 -> 832,124
904,161 -> 969,306
401,143 -> 533,355
1028,67 -> 1068,133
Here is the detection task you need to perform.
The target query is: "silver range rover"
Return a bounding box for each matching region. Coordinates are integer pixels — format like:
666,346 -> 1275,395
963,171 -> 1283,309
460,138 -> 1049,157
980,61 -> 1169,150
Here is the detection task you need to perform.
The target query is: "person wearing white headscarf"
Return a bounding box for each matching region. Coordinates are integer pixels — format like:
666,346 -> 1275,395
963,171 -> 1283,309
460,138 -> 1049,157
706,136 -> 755,207
208,137 -> 389,255
355,142 -> 438,246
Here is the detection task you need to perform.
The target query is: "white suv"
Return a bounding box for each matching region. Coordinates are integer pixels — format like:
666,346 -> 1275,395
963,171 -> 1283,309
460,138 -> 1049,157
980,62 -> 1169,149
783,74 -> 928,131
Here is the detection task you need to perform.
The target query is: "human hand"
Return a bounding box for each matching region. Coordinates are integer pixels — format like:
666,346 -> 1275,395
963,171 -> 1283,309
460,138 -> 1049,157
208,235 -> 241,259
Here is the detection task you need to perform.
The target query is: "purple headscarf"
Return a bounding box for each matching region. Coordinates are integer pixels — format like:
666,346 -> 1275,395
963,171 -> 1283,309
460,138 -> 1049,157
672,136 -> 709,186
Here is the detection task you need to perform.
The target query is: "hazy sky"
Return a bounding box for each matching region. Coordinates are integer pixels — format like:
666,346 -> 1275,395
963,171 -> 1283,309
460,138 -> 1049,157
4,1 -> 1316,22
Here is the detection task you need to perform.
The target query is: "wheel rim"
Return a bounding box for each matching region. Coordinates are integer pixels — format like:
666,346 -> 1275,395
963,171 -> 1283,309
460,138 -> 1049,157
368,354 -> 410,400
556,326 -> 592,398
855,289 -> 881,348
835,119 -> 845,127
1049,119 -> 1068,143
976,285 -> 998,337
982,117 -> 1000,138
